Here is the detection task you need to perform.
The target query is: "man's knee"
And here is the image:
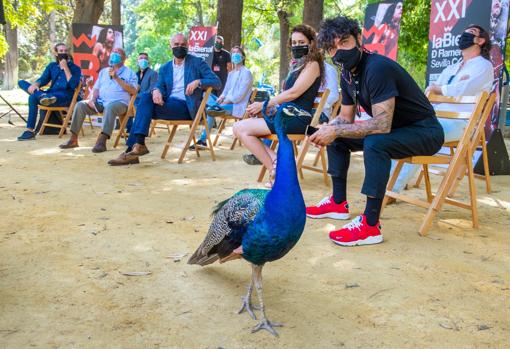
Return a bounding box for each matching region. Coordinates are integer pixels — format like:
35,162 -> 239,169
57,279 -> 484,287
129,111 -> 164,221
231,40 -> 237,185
28,94 -> 38,105
138,92 -> 153,104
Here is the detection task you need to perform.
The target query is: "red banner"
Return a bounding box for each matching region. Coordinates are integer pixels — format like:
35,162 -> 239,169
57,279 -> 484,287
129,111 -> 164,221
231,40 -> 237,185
188,26 -> 217,66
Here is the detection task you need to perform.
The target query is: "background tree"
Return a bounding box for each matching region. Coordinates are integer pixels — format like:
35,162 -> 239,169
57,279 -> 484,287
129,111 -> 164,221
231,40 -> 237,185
72,0 -> 104,24
112,0 -> 121,25
217,0 -> 243,49
302,0 -> 323,31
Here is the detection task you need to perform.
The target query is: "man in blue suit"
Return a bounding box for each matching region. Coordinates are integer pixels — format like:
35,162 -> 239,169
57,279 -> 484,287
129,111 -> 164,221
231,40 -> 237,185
108,33 -> 221,166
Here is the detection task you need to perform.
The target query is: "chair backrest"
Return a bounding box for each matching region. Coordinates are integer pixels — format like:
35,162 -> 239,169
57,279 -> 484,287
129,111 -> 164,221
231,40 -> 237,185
196,87 -> 213,120
67,81 -> 83,114
330,95 -> 342,120
310,88 -> 330,127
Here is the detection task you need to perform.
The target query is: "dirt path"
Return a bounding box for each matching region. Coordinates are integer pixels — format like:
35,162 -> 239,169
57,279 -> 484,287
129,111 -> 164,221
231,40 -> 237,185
1,120 -> 509,348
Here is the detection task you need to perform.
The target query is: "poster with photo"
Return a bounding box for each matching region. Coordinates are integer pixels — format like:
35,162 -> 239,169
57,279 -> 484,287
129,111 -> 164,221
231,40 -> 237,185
362,1 -> 404,61
72,24 -> 124,82
188,26 -> 217,66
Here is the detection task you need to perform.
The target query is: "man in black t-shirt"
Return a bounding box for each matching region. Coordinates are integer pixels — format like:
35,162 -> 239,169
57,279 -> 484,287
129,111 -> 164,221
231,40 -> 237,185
306,16 -> 444,246
211,35 -> 232,95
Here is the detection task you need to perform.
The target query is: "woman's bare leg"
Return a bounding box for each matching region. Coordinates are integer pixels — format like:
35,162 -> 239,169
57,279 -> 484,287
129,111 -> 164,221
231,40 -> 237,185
233,118 -> 274,171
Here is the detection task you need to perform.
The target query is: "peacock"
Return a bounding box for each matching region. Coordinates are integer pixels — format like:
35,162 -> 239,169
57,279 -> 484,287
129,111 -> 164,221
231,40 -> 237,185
188,102 -> 307,336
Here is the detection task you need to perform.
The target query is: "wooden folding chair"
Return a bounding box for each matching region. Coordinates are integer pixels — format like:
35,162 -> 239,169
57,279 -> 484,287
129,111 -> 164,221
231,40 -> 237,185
112,93 -> 138,148
149,87 -> 215,163
382,91 -> 495,236
39,82 -> 83,137
212,89 -> 257,150
330,95 -> 342,120
257,89 -> 330,184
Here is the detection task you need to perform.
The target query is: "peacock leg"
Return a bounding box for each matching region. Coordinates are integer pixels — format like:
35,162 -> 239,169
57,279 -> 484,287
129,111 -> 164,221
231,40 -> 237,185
237,279 -> 257,320
250,264 -> 283,337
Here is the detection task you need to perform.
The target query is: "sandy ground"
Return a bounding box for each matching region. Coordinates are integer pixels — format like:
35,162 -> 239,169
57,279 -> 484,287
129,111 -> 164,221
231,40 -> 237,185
1,107 -> 510,349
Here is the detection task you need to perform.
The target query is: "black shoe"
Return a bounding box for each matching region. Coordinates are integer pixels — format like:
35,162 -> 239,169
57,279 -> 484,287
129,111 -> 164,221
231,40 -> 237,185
39,95 -> 57,106
243,154 -> 262,165
189,139 -> 208,150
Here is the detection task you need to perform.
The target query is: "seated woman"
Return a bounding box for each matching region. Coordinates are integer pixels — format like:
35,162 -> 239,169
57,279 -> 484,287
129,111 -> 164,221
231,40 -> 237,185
192,46 -> 253,149
233,24 -> 324,186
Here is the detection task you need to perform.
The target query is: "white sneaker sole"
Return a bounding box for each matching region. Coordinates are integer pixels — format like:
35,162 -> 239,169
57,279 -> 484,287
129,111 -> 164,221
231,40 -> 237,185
330,234 -> 383,247
306,212 -> 351,220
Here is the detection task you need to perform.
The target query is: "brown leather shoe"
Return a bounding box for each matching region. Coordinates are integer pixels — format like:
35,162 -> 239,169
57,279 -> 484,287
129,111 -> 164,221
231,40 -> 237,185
59,139 -> 79,149
128,143 -> 149,156
107,152 -> 140,166
92,133 -> 109,153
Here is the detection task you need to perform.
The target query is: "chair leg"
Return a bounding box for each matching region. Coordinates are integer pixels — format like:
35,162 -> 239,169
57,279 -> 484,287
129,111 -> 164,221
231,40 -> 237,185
467,154 -> 479,228
313,150 -> 321,167
296,139 -> 310,181
59,111 -> 72,138
149,121 -> 157,137
414,171 -> 424,188
192,134 -> 201,158
161,125 -> 177,159
39,110 -> 51,135
114,115 -> 130,148
213,118 -> 226,147
480,133 -> 491,193
203,117 -> 216,161
381,160 -> 404,214
423,164 -> 433,203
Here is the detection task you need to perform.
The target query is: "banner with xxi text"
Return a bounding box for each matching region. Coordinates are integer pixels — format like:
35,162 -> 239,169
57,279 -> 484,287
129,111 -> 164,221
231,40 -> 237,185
187,26 -> 217,66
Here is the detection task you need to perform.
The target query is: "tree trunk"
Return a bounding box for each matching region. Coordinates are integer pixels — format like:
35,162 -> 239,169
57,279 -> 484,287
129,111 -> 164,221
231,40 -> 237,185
278,9 -> 290,88
72,0 -> 105,24
217,0 -> 244,50
302,0 -> 323,31
49,11 -> 56,48
3,21 -> 18,90
195,0 -> 204,25
111,0 -> 121,25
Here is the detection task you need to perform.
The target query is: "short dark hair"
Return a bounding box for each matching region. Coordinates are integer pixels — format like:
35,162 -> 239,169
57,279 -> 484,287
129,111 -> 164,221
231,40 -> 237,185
138,52 -> 149,57
466,24 -> 492,60
317,16 -> 361,51
216,35 -> 224,42
54,42 -> 66,52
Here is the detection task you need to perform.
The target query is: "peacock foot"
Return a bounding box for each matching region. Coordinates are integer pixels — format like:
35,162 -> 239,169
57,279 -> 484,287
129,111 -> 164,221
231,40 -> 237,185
251,317 -> 283,337
237,295 -> 258,320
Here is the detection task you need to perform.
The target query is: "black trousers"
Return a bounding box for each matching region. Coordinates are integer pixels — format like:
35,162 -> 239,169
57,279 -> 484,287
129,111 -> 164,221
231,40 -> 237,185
327,117 -> 445,199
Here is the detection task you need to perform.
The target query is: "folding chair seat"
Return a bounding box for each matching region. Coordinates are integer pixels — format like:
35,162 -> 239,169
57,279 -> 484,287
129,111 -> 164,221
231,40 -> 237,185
39,82 -> 83,137
257,89 -> 330,185
149,87 -> 215,163
382,91 -> 495,236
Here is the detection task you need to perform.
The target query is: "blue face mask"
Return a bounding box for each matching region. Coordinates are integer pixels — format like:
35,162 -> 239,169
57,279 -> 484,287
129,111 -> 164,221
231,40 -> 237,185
109,52 -> 122,66
231,52 -> 243,65
138,58 -> 149,70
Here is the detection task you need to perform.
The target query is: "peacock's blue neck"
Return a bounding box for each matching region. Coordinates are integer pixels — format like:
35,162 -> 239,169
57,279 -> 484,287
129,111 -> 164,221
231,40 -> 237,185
270,127 -> 301,198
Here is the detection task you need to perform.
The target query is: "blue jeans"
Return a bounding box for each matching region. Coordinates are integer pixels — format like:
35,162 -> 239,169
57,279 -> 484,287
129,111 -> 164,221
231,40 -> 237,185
390,118 -> 466,192
328,117 -> 444,199
127,92 -> 191,148
18,80 -> 73,130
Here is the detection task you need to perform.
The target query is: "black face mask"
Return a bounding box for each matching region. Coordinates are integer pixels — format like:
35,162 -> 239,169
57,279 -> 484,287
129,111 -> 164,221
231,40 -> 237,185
56,53 -> 69,62
214,42 -> 223,50
291,45 -> 309,59
332,46 -> 362,71
459,32 -> 477,50
172,46 -> 188,59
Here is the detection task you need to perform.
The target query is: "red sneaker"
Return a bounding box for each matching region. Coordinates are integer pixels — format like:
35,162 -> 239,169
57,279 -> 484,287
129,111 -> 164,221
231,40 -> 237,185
329,215 -> 383,246
306,195 -> 350,220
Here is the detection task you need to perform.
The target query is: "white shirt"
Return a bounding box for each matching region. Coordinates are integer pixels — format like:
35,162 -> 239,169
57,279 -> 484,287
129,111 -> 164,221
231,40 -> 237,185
435,55 -> 494,97
318,62 -> 340,116
171,60 -> 186,101
221,66 -> 253,118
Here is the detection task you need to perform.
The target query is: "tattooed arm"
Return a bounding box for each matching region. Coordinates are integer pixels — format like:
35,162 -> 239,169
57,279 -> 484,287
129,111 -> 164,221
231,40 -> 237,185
329,103 -> 355,125
333,97 -> 394,138
309,98 -> 395,146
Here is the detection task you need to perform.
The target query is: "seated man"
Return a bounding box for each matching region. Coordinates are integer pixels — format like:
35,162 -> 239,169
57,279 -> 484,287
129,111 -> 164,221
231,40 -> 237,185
107,33 -> 221,166
17,43 -> 81,141
126,52 -> 159,132
306,16 -> 444,246
389,24 -> 494,194
59,48 -> 138,152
